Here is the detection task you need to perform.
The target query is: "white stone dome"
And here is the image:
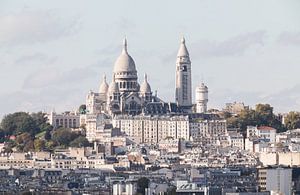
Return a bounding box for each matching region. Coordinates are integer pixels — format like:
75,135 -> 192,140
113,38 -> 137,73
140,74 -> 151,93
99,75 -> 109,94
108,75 -> 119,93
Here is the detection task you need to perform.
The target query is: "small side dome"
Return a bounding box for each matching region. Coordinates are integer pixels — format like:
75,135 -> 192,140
99,75 -> 109,94
140,74 -> 151,93
108,75 -> 119,93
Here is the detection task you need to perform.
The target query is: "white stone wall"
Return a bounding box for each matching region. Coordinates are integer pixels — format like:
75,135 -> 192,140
175,39 -> 192,109
113,115 -> 190,144
195,83 -> 208,113
47,112 -> 80,129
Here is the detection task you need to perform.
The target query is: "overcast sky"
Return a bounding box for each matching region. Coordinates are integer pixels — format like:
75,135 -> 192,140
0,0 -> 300,117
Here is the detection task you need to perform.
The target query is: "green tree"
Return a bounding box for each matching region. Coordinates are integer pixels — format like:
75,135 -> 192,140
15,132 -> 33,152
226,104 -> 285,133
79,104 -> 87,114
31,112 -> 53,134
0,111 -> 55,151
1,112 -> 37,136
34,139 -> 46,151
44,130 -> 51,141
285,111 -> 300,130
69,136 -> 90,147
52,128 -> 79,147
45,140 -> 56,151
220,111 -> 232,119
0,128 -> 5,142
23,140 -> 34,152
31,112 -> 47,127
255,104 -> 274,126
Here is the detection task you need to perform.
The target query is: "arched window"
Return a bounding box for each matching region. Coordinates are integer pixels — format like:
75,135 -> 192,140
64,119 -> 68,127
73,119 -> 76,127
56,119 -> 59,127
69,119 -> 72,128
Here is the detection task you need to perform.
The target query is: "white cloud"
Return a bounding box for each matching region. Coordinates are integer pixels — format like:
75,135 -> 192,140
22,67 -> 97,89
191,31 -> 266,58
0,87 -> 85,119
0,9 -> 80,47
14,53 -> 57,66
160,31 -> 266,63
278,31 -> 300,46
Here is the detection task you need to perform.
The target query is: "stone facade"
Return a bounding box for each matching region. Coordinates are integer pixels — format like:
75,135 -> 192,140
175,37 -> 192,112
113,115 -> 190,143
47,111 -> 80,129
86,38 -> 193,116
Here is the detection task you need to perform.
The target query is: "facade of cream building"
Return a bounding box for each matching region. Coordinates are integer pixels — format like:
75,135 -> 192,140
113,115 -> 190,144
190,119 -> 227,138
258,152 -> 300,166
0,149 -> 116,170
47,111 -> 80,129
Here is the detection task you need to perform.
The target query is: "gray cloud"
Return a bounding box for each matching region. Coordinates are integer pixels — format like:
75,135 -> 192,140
160,31 -> 266,63
22,66 -> 97,89
210,89 -> 262,109
14,53 -> 57,66
0,9 -> 80,47
96,45 -> 121,57
0,86 -> 86,119
191,31 -> 266,58
0,63 -> 110,118
278,31 -> 300,46
116,18 -> 136,32
262,84 -> 300,112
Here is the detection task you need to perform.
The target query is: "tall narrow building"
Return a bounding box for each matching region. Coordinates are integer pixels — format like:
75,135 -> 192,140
175,37 -> 192,112
196,83 -> 208,113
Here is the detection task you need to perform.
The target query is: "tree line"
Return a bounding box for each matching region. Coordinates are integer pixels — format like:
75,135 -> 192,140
0,112 -> 89,152
224,103 -> 300,133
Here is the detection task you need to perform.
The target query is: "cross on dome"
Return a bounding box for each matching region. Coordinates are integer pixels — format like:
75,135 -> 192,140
181,36 -> 185,44
122,37 -> 128,54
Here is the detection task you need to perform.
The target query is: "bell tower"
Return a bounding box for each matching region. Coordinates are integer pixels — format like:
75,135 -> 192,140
175,37 -> 192,112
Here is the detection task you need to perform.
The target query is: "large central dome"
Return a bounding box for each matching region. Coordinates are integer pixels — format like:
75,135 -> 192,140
113,38 -> 137,73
